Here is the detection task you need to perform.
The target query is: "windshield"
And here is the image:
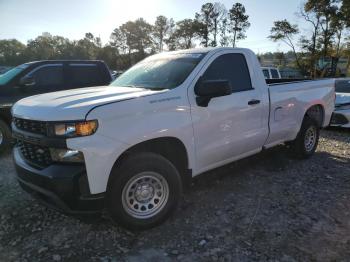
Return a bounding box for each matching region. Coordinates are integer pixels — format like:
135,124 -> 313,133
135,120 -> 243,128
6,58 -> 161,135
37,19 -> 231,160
0,64 -> 29,85
335,80 -> 350,93
110,53 -> 206,90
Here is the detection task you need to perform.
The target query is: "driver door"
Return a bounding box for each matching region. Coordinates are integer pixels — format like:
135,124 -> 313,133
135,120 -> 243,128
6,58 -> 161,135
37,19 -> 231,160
190,52 -> 269,173
19,64 -> 65,96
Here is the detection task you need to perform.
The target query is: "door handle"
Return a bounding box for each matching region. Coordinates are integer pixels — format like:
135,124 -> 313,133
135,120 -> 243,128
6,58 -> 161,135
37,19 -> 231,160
248,99 -> 261,106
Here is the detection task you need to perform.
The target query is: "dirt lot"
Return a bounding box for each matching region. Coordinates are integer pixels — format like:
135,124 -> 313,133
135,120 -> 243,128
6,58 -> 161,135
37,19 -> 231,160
0,129 -> 349,262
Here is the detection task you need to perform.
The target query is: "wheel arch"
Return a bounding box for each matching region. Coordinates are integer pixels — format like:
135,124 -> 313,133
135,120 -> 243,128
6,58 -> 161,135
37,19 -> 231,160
107,137 -> 192,191
304,104 -> 325,128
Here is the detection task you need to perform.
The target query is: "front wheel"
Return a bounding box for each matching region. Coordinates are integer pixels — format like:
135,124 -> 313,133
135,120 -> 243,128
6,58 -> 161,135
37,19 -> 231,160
107,153 -> 182,230
288,117 -> 320,159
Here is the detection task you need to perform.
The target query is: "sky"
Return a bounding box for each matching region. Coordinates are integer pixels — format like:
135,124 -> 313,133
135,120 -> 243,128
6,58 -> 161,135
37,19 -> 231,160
0,0 -> 310,53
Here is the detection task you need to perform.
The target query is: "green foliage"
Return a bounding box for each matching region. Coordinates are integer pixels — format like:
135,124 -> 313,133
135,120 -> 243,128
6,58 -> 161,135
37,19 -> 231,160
228,3 -> 250,47
1,0 -> 348,75
166,19 -> 201,50
0,2 -> 251,69
195,3 -> 215,47
342,0 -> 350,27
269,20 -> 303,72
153,16 -> 175,52
269,20 -> 299,44
0,39 -> 26,66
294,0 -> 350,77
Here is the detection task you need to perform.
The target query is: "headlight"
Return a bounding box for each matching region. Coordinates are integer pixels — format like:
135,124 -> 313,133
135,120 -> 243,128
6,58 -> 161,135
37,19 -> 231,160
50,148 -> 84,163
53,120 -> 98,137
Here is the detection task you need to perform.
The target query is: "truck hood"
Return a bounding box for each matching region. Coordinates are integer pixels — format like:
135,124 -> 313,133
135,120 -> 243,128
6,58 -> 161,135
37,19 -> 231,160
12,86 -> 164,121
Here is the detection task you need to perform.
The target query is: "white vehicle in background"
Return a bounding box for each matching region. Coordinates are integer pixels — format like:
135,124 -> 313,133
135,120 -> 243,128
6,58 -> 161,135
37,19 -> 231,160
262,66 -> 281,79
12,47 -> 335,229
330,78 -> 350,128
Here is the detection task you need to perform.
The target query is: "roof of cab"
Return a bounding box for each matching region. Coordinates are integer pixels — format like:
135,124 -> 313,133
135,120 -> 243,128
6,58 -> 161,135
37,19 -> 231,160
147,47 -> 254,61
24,60 -> 105,66
165,47 -> 252,54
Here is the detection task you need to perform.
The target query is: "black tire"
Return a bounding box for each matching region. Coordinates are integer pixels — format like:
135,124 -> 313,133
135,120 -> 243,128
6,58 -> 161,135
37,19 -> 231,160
288,117 -> 320,159
107,152 -> 182,230
0,119 -> 12,154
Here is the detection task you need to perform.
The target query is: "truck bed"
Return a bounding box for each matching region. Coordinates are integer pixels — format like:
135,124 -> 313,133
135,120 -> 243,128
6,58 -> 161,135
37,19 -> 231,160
264,78 -> 335,148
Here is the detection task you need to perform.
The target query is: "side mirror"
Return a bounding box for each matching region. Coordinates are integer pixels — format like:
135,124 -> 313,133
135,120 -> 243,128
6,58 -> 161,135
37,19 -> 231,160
194,79 -> 232,107
19,76 -> 35,87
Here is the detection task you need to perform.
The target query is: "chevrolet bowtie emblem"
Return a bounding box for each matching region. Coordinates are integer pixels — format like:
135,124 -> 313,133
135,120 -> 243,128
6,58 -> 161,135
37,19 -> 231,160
36,149 -> 45,154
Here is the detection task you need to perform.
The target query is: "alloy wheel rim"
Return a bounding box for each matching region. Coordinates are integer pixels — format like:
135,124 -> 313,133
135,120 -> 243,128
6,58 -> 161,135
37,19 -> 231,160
304,126 -> 316,152
122,172 -> 169,219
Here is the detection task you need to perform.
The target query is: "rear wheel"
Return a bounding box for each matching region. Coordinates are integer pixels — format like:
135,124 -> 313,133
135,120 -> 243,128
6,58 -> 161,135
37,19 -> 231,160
288,117 -> 319,159
0,120 -> 11,154
107,152 -> 182,230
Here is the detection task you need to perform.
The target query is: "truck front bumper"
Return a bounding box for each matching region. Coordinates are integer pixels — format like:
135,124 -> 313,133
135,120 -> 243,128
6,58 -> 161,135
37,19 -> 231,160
14,147 -> 105,214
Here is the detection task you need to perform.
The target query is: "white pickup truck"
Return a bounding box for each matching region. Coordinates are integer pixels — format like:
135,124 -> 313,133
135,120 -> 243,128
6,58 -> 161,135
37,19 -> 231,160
12,48 -> 335,229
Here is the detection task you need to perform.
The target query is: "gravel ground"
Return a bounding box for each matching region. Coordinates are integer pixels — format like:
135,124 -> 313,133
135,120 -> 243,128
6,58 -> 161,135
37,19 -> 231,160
0,129 -> 349,262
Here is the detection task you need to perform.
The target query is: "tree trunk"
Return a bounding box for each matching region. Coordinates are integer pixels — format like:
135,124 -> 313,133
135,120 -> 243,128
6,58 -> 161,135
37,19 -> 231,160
323,19 -> 330,58
213,20 -> 217,46
233,29 -> 237,48
310,32 -> 317,78
160,35 -> 163,52
128,48 -> 131,67
291,44 -> 304,75
336,30 -> 342,58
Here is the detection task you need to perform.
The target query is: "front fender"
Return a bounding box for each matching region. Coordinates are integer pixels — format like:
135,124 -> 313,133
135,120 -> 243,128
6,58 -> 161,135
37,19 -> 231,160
70,89 -> 195,194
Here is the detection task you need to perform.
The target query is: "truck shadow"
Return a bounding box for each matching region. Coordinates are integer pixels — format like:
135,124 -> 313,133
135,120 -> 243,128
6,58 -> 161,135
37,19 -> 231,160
323,127 -> 350,143
190,145 -> 292,187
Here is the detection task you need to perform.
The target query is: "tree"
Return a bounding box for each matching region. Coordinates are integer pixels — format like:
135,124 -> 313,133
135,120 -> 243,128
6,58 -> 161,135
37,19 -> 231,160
25,32 -> 57,60
195,3 -> 215,47
211,2 -> 227,46
342,0 -> 350,28
110,28 -> 128,54
304,0 -> 338,57
135,18 -> 153,56
96,45 -> 119,69
52,36 -> 75,59
269,20 -> 303,71
73,33 -> 100,59
153,15 -> 174,52
0,39 -> 26,66
168,19 -> 200,49
195,2 -> 227,47
344,36 -> 350,75
331,9 -> 346,58
219,17 -> 230,46
298,3 -> 322,77
275,52 -> 287,66
110,18 -> 153,64
228,3 -> 250,47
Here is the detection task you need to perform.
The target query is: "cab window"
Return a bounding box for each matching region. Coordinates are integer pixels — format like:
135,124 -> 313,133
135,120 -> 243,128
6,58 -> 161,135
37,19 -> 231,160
202,53 -> 253,92
262,69 -> 270,79
68,64 -> 101,87
28,65 -> 64,89
270,69 -> 279,79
